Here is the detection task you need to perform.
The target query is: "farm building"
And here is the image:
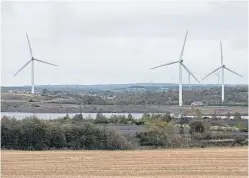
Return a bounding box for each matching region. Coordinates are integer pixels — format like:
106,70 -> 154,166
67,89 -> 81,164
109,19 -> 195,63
191,101 -> 204,107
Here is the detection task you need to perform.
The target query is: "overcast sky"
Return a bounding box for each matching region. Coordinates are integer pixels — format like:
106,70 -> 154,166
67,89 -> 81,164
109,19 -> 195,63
1,1 -> 248,86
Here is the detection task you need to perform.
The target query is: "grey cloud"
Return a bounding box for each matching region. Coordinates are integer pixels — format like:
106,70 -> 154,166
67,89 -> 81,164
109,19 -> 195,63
1,1 -> 248,86
230,40 -> 248,50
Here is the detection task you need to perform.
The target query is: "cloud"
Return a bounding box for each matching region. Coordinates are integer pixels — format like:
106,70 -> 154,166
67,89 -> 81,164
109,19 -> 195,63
230,40 -> 248,50
1,1 -> 248,86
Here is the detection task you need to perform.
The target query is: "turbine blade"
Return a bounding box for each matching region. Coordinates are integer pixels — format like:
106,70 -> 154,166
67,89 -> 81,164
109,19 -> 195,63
181,63 -> 200,83
179,30 -> 188,61
150,61 -> 178,70
224,67 -> 243,77
202,66 -> 222,80
13,60 -> 32,77
34,59 -> 58,66
26,32 -> 33,57
220,41 -> 223,65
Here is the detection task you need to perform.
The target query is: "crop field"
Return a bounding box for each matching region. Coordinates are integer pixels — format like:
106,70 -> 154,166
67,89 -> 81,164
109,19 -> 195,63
1,147 -> 248,178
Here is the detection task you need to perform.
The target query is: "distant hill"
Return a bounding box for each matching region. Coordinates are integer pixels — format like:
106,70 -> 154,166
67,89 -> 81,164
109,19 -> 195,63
1,83 -> 247,93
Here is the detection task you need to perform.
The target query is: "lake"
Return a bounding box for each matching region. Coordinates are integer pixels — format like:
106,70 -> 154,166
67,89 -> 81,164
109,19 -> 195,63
1,112 -> 248,120
0,112 -> 148,120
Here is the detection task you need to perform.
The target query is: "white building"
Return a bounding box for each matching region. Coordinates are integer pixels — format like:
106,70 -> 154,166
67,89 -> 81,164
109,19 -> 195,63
191,101 -> 204,107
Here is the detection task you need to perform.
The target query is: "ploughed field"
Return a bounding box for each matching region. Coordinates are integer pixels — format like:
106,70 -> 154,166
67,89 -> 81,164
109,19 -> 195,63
1,147 -> 248,178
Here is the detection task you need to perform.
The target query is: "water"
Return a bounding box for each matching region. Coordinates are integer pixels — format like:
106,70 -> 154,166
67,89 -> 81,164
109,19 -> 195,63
1,112 -> 248,120
0,112 -> 145,120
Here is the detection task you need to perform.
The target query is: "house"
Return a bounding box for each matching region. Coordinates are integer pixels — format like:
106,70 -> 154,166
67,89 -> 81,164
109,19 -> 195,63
106,96 -> 116,100
191,101 -> 204,107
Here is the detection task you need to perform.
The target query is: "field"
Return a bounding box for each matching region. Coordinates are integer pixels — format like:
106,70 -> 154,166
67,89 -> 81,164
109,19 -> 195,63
1,147 -> 248,178
1,100 -> 248,115
1,92 -> 248,115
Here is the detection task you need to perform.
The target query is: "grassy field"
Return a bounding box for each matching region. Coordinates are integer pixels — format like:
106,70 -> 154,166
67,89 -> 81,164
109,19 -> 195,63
1,101 -> 248,115
1,147 -> 248,178
1,93 -> 248,114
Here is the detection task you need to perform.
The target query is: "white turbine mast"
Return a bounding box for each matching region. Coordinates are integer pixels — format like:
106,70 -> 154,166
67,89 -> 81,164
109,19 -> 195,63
202,41 -> 243,102
13,32 -> 58,94
150,30 -> 200,106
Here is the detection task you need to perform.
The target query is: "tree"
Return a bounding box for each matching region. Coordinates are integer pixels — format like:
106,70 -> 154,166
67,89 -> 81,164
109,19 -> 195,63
212,111 -> 217,119
72,114 -> 84,121
42,88 -> 49,95
127,113 -> 133,120
195,109 -> 202,119
226,112 -> 231,119
161,113 -> 172,123
234,112 -> 241,120
95,113 -> 108,124
189,121 -> 205,133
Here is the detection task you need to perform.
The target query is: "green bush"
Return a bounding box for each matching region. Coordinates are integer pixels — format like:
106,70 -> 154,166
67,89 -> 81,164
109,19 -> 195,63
94,113 -> 109,124
1,117 -> 134,150
189,121 -> 205,133
136,125 -> 182,148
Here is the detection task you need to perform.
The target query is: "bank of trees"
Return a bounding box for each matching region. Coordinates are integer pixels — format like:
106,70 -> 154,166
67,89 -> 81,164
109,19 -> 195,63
1,116 -> 134,150
66,87 -> 248,106
1,114 -> 248,150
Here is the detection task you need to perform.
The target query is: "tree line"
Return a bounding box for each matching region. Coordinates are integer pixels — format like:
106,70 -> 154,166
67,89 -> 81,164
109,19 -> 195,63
1,113 -> 248,150
43,87 -> 248,106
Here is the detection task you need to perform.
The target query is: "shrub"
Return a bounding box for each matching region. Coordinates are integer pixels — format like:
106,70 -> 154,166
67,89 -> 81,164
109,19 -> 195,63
234,112 -> 241,120
189,121 -> 205,133
94,113 -> 109,124
136,125 -> 182,148
72,114 -> 84,121
1,117 -> 134,150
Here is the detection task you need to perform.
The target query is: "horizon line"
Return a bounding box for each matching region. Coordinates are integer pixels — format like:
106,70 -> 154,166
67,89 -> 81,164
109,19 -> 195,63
1,83 -> 248,88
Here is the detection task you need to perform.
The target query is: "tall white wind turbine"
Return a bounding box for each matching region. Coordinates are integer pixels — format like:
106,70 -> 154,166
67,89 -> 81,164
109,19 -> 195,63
150,30 -> 200,106
13,32 -> 58,94
202,41 -> 243,102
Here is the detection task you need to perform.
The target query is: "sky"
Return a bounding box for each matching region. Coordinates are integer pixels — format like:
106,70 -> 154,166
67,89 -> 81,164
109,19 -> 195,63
1,1 -> 248,86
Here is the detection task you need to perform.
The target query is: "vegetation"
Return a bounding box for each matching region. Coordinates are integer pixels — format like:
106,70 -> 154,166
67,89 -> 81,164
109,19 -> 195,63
65,87 -> 248,106
1,113 -> 248,150
2,86 -> 247,107
1,116 -> 134,150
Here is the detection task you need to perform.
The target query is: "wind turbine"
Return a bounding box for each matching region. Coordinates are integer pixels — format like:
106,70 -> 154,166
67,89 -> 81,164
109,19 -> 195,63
13,32 -> 58,94
202,41 -> 243,102
150,30 -> 200,106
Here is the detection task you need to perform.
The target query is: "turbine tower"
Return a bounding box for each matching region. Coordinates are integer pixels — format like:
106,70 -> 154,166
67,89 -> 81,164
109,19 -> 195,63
13,32 -> 58,94
202,41 -> 243,102
150,30 -> 200,106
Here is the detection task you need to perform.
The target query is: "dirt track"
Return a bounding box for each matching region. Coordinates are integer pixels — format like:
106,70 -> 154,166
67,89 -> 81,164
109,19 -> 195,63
1,147 -> 248,178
